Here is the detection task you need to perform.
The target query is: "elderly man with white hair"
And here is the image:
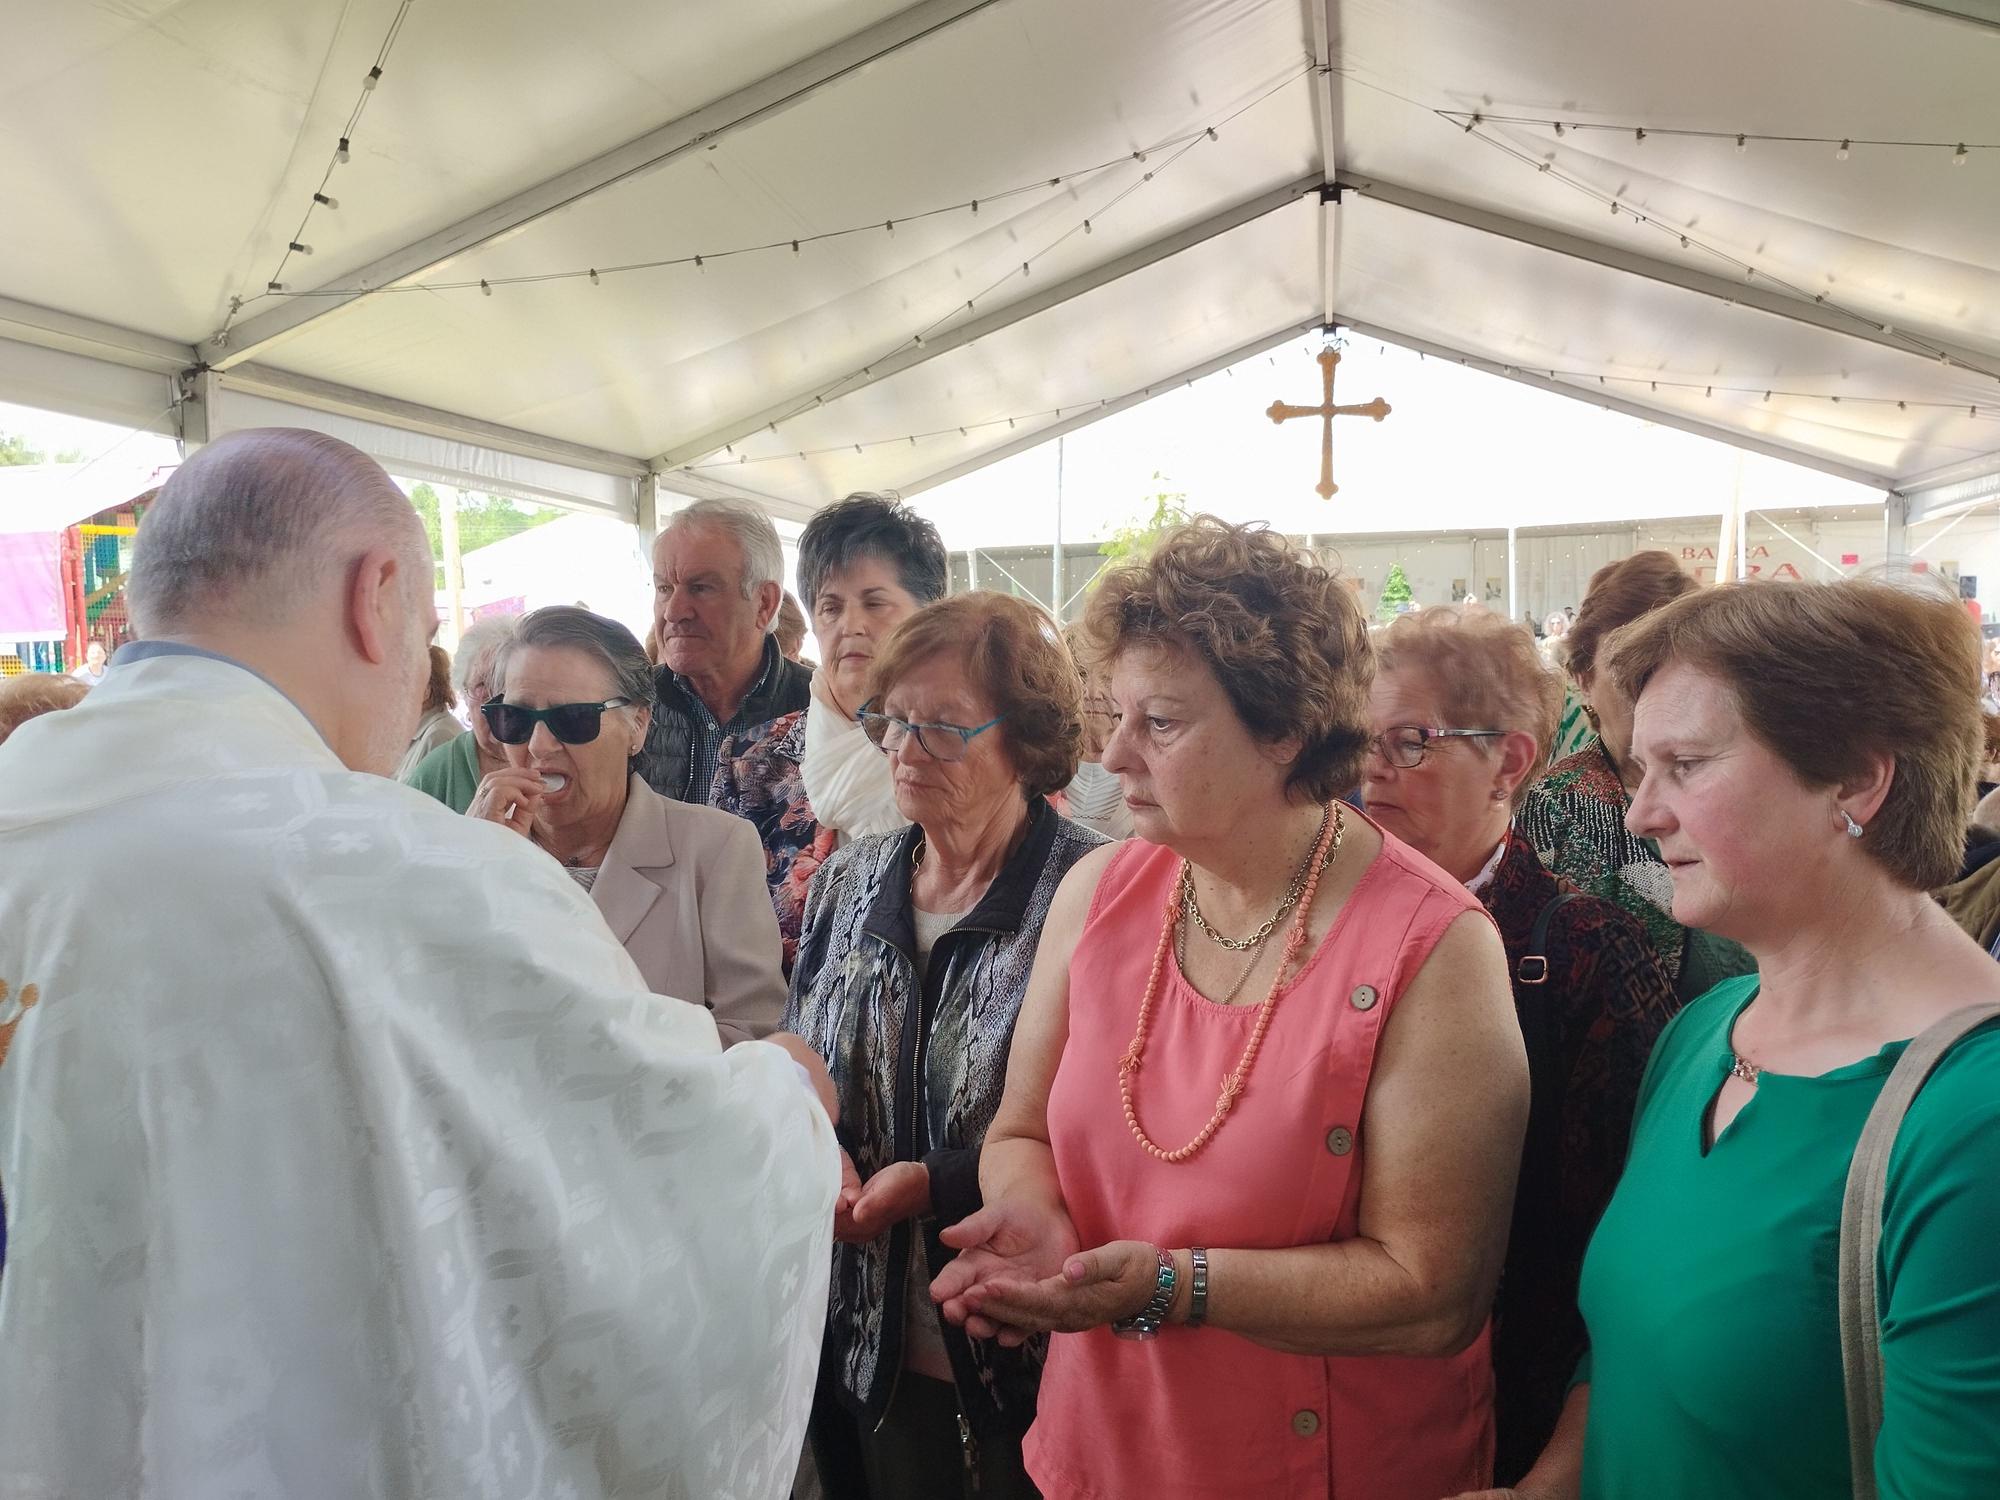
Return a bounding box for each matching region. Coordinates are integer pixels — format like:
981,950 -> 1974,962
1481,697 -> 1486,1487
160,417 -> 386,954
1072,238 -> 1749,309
648,497 -> 812,805
0,429 -> 838,1500
403,610 -> 520,810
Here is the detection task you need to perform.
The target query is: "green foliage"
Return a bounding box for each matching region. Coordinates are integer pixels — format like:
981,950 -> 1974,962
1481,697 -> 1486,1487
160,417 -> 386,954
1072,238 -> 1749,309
0,432 -> 87,466
1097,473 -> 1193,567
406,482 -> 562,590
1377,561 -> 1415,621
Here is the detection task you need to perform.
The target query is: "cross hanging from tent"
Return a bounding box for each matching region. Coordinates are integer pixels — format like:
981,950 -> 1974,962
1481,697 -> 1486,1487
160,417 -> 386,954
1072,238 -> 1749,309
1266,345 -> 1391,498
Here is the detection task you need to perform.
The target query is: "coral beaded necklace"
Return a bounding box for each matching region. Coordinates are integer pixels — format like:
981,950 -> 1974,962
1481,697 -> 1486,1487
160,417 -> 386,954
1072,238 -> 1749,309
1118,802 -> 1345,1163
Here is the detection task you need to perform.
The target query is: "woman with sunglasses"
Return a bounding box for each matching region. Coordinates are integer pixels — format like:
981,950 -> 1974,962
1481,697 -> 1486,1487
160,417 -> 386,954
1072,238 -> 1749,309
468,606 -> 789,1048
785,592 -> 1107,1499
1364,606 -> 1679,1487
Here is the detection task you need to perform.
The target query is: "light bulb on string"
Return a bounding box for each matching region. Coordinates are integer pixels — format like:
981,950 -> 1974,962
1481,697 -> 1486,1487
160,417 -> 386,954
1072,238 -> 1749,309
1836,139 -> 1851,161
313,192 -> 339,209
1553,122 -> 1566,137
362,65 -> 382,92
885,220 -> 896,236
1206,127 -> 1218,141
267,280 -> 286,293
480,280 -> 492,297
1735,133 -> 1747,153
289,241 -> 313,256
1953,143 -> 1969,166
970,199 -> 979,216
588,268 -> 599,285
1634,128 -> 1646,142
336,136 -> 351,164
1083,219 -> 1093,234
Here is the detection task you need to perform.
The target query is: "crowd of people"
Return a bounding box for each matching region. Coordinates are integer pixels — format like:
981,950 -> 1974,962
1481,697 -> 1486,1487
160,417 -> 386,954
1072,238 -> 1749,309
2,426 -> 1998,1500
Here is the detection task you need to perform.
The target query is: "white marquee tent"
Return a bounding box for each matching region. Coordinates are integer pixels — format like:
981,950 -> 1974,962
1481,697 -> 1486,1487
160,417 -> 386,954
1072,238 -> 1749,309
4,0 -> 1997,542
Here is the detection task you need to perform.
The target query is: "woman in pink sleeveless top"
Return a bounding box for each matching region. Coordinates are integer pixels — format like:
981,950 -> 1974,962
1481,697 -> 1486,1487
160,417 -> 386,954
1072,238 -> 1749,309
932,519 -> 1529,1499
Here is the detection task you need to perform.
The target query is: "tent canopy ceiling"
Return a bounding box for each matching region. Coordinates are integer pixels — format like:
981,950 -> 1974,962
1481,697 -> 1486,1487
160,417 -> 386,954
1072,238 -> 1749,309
5,0 -> 1997,518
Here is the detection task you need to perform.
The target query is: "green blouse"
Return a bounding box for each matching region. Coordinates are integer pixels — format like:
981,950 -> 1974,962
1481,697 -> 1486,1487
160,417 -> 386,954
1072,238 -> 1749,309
1577,975 -> 2000,1499
403,729 -> 481,814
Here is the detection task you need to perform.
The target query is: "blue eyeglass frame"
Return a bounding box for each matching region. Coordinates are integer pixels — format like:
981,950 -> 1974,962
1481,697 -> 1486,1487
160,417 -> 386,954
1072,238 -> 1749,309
855,702 -> 1006,761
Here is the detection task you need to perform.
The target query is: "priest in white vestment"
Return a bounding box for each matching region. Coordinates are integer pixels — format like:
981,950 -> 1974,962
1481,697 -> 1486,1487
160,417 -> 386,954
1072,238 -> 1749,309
0,429 -> 838,1500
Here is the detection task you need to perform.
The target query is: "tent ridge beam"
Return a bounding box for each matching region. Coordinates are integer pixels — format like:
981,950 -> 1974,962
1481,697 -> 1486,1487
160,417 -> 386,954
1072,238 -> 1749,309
1335,317 -> 1896,491
220,363 -> 649,478
200,0 -> 1006,370
1334,171 -> 2000,377
651,174 -> 1321,469
897,317 -> 1322,496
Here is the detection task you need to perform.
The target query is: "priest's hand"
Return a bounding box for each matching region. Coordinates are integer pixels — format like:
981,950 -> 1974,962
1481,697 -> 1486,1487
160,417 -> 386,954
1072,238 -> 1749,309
846,1161 -> 931,1240
950,1239 -> 1164,1341
931,1198 -> 1080,1347
467,767 -> 549,838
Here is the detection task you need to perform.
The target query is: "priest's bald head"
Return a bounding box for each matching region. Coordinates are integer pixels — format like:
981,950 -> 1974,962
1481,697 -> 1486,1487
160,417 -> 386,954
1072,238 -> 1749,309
128,427 -> 437,775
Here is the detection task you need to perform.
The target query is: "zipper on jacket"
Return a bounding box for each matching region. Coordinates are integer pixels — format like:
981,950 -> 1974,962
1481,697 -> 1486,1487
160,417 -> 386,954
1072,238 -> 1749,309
877,930 -> 940,1437
958,1410 -> 981,1493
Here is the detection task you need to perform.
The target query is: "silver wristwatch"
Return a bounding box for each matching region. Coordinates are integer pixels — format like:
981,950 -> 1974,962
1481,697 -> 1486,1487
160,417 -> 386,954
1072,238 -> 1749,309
1112,1246 -> 1177,1341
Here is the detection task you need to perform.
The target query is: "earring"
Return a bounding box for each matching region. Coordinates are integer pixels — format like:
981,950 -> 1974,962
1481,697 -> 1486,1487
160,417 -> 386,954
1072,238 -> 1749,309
1581,703 -> 1601,729
1840,810 -> 1865,839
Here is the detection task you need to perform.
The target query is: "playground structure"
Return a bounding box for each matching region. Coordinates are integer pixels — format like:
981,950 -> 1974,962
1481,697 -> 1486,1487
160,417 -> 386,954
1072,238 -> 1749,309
0,467 -> 163,676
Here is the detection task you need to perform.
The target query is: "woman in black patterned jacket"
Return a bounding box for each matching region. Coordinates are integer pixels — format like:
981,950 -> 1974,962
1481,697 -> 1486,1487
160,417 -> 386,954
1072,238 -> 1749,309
1361,606 -> 1681,1488
787,592 -> 1107,1500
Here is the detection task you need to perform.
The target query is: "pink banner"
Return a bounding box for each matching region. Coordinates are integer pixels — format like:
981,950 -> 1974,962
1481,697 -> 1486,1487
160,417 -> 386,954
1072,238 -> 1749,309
0,532 -> 63,641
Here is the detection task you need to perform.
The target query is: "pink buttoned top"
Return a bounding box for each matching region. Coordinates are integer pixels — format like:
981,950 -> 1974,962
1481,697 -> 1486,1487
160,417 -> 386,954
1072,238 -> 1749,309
1023,830 -> 1496,1499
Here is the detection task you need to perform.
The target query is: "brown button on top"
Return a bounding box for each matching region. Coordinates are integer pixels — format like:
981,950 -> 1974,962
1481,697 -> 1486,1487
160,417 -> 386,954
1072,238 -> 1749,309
1350,984 -> 1379,1011
1291,1409 -> 1321,1438
1325,1126 -> 1354,1156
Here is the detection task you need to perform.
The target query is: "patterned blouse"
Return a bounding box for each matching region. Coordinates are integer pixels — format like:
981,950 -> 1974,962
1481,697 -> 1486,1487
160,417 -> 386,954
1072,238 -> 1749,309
1516,742 -> 1687,977
711,709 -> 834,976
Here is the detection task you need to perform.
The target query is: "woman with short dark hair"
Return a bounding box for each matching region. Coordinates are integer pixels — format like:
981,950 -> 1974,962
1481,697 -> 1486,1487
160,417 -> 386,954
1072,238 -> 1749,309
1517,551 -> 1751,993
933,518 -> 1528,1499
789,590 -> 1103,1499
714,492 -> 950,969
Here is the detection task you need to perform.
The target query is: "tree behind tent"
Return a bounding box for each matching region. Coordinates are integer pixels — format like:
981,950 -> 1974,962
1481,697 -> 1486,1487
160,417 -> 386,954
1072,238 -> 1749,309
1378,562 -> 1414,621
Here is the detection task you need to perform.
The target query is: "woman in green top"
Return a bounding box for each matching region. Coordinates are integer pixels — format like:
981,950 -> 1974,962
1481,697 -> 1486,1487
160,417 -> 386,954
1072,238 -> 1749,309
403,613 -> 518,813
1455,577 -> 2000,1500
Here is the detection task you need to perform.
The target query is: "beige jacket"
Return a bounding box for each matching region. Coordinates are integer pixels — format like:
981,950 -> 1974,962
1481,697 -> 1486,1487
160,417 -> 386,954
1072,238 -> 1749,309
593,774 -> 786,1046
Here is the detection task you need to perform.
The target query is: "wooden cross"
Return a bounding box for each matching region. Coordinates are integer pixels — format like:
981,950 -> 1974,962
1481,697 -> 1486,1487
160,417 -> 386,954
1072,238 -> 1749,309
1266,347 -> 1390,498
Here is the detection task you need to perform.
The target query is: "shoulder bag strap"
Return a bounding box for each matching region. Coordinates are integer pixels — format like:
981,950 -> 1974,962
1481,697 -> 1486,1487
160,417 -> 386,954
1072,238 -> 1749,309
1839,1001 -> 2000,1500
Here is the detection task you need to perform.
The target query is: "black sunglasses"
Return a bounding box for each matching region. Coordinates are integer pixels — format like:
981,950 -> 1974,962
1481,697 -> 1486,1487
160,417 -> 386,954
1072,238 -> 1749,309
481,696 -> 631,746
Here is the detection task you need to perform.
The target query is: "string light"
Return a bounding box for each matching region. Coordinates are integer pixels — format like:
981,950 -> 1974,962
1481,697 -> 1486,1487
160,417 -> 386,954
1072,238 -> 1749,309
288,241 -> 313,256
1442,105 -> 2000,380
313,193 -> 339,209
1440,108 -> 1997,161
480,279 -> 492,296
1954,143 -> 1970,166
588,268 -> 599,285
336,137 -> 351,165
362,65 -> 382,92
1083,219 -> 1093,234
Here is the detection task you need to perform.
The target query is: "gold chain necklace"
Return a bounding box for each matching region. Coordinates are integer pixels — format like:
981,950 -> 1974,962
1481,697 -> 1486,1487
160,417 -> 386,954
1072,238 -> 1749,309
1178,804 -> 1330,952
1119,803 -> 1346,1163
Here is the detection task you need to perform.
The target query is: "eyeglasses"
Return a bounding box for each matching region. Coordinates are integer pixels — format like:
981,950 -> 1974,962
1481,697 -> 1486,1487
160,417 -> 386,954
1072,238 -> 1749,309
1367,724 -> 1505,769
856,704 -> 1005,763
481,696 -> 632,746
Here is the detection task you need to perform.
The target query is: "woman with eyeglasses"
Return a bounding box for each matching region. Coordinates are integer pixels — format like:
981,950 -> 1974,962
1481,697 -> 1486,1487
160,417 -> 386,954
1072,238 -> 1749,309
929,520 -> 1527,1500
785,591 -> 1107,1500
1364,606 -> 1679,1487
467,605 -> 791,1048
